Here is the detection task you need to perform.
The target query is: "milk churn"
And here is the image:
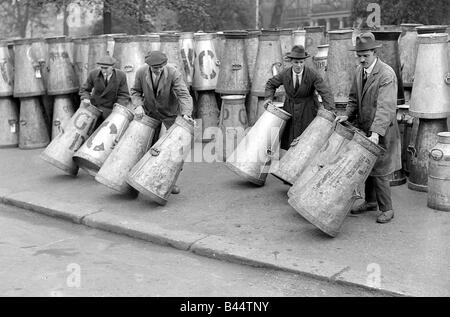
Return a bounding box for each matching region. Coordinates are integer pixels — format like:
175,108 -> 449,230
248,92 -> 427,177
159,33 -> 187,83
46,36 -> 79,95
214,32 -> 225,64
0,40 -> 14,97
288,122 -> 355,198
226,103 -> 291,186
216,30 -> 250,95
245,30 -> 260,86
127,116 -> 194,205
292,29 -> 306,47
18,97 -> 50,149
101,33 -> 127,56
251,29 -> 283,97
428,132 -> 450,211
409,33 -> 450,119
73,103 -> 134,176
288,130 -> 384,237
280,28 -> 294,61
196,91 -> 220,143
51,94 -> 75,139
13,38 -> 47,98
399,24 -> 422,92
139,33 -> 161,52
87,36 -> 108,73
217,95 -> 248,162
0,97 -> 19,148
271,108 -> 336,185
416,25 -> 448,35
397,104 -> 414,174
246,95 -> 259,127
313,44 -> 329,79
112,35 -> 147,92
179,32 -> 195,86
408,118 -> 448,192
304,26 -> 325,70
192,33 -> 220,91
73,36 -> 90,87
372,30 -> 405,105
324,30 -> 355,105
40,101 -> 101,175
96,115 -> 160,194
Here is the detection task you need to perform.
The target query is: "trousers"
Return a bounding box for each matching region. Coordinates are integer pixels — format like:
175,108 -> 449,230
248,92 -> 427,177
365,175 -> 393,212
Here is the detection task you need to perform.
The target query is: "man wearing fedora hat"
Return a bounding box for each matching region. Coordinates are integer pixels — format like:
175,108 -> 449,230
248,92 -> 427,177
264,45 -> 335,151
79,55 -> 131,121
335,32 -> 401,224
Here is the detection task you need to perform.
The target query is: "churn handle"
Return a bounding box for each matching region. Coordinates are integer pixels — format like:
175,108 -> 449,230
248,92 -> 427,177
407,117 -> 420,157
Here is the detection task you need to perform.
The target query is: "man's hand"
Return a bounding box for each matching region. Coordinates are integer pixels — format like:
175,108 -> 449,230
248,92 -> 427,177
334,115 -> 349,123
134,105 -> 145,119
182,114 -> 195,124
262,99 -> 273,109
368,132 -> 379,144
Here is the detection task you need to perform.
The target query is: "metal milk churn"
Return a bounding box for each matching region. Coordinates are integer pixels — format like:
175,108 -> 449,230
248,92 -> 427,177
288,130 -> 384,237
416,25 -> 448,35
216,30 -> 250,95
292,29 -> 306,48
399,23 -> 422,97
288,122 -> 355,198
40,101 -> 102,175
179,32 -> 195,87
52,94 -> 75,140
0,40 -> 14,97
325,30 -> 355,106
127,116 -> 194,205
87,36 -> 108,73
313,44 -> 329,79
397,104 -> 414,175
271,108 -> 336,185
192,33 -> 220,91
140,33 -> 161,52
427,132 -> 450,211
46,36 -> 79,95
226,103 -> 291,186
280,28 -> 294,63
159,33 -> 187,84
18,97 -> 50,149
0,97 -> 19,148
96,115 -> 161,194
245,30 -> 260,86
73,103 -> 134,176
73,36 -> 90,87
304,26 -> 325,70
214,32 -> 225,65
196,91 -> 220,143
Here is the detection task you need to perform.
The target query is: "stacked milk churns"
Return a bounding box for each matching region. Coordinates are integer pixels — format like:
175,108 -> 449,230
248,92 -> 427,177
304,26 -> 325,71
399,24 -> 422,102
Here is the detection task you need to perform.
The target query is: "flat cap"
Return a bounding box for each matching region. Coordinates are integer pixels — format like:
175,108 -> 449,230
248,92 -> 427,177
97,55 -> 116,66
145,51 -> 168,67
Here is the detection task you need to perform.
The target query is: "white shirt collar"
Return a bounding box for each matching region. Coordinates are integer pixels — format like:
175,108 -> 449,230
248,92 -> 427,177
292,68 -> 303,78
364,58 -> 378,75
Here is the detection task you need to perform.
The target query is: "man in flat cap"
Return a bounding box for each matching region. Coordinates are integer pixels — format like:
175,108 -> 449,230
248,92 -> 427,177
335,32 -> 401,224
264,45 -> 335,151
79,55 -> 131,120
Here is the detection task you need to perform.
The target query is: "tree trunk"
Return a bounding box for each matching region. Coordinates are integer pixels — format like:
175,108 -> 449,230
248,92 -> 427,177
103,0 -> 112,34
269,0 -> 284,28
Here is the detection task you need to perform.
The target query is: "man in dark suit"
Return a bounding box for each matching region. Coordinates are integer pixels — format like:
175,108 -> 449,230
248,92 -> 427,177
264,45 -> 335,150
79,55 -> 131,121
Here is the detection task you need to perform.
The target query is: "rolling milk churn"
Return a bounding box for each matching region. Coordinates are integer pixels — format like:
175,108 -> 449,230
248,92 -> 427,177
0,40 -> 14,97
193,33 -> 220,91
288,122 -> 355,198
159,33 -> 187,83
196,91 -> 220,143
271,108 -> 336,185
217,95 -> 248,162
73,103 -> 134,176
179,32 -> 195,87
325,30 -> 355,107
288,129 -> 384,237
127,116 -> 194,205
73,36 -> 90,88
113,35 -> 147,92
0,98 -> 19,148
313,44 -> 329,79
372,29 -> 405,105
51,94 -> 75,140
428,132 -> 450,211
280,28 -> 294,66
226,103 -> 291,186
304,26 -> 325,70
18,97 -> 50,149
46,36 -> 79,95
399,23 -> 422,101
245,30 -> 260,86
87,36 -> 108,73
40,101 -> 102,175
292,29 -> 306,48
214,32 -> 226,65
216,30 -> 250,95
96,115 -> 161,194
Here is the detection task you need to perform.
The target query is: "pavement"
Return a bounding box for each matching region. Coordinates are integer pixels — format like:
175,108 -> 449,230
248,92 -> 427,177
0,145 -> 449,297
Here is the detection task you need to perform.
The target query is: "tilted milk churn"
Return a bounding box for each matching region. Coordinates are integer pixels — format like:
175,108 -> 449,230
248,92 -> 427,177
159,33 -> 187,83
271,108 -> 336,185
226,103 -> 291,186
46,36 -> 79,95
288,122 -> 355,198
427,132 -> 450,211
51,94 -> 75,140
196,91 -> 220,143
193,33 -> 220,91
87,36 -> 108,73
96,115 -> 160,194
0,98 -> 19,148
288,130 -> 384,237
216,30 -> 250,95
313,44 -> 329,79
217,95 -> 248,162
304,26 -> 325,70
73,103 -> 134,176
325,30 -> 355,106
179,32 -> 195,87
292,29 -> 306,48
18,97 -> 50,149
127,116 -> 194,205
399,23 -> 422,99
40,101 -> 102,175
0,40 -> 14,97
73,36 -> 90,87
245,30 -> 260,86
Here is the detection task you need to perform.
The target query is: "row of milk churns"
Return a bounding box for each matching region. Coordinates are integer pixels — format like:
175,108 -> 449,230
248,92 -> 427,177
41,100 -> 194,206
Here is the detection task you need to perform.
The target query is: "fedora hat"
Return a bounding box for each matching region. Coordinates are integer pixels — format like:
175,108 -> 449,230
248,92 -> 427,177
286,45 -> 310,59
350,32 -> 382,51
96,55 -> 116,66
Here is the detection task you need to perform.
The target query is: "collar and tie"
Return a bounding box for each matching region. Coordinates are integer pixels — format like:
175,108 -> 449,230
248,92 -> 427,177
362,69 -> 368,87
295,73 -> 300,90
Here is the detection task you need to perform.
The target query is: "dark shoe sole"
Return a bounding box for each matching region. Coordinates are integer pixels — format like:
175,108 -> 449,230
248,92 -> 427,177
350,204 -> 378,215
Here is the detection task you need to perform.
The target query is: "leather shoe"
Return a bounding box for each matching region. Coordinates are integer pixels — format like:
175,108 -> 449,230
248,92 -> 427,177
376,210 -> 394,223
171,185 -> 180,194
350,201 -> 377,214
